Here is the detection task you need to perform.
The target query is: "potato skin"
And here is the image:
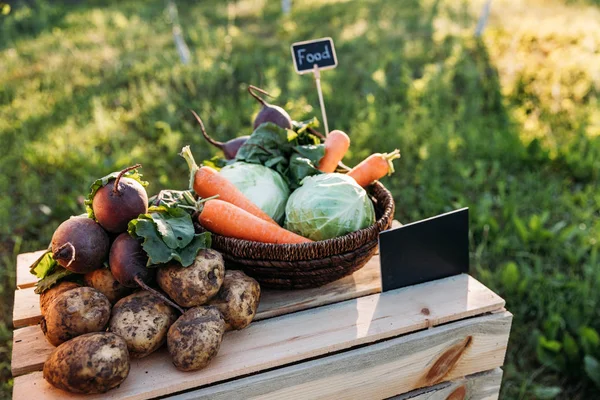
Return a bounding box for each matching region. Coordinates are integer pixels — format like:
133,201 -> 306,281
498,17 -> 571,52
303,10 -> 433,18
168,306 -> 225,372
84,267 -> 132,304
41,287 -> 111,346
39,281 -> 80,317
207,270 -> 261,330
109,291 -> 178,358
43,332 -> 130,394
157,249 -> 225,308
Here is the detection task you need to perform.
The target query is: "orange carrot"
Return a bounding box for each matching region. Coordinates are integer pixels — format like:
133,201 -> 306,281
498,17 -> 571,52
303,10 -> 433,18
318,130 -> 350,173
199,199 -> 312,244
180,146 -> 277,225
347,150 -> 401,187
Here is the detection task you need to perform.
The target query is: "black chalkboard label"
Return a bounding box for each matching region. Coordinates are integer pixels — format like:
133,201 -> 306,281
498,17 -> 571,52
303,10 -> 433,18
291,37 -> 337,74
379,208 -> 470,292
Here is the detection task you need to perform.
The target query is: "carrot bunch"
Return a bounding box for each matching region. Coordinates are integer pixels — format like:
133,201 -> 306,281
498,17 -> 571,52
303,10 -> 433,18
317,130 -> 400,187
199,199 -> 311,244
180,146 -> 312,244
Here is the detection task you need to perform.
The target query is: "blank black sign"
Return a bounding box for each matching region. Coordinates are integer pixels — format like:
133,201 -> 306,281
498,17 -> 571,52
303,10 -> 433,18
379,208 -> 469,292
291,37 -> 337,74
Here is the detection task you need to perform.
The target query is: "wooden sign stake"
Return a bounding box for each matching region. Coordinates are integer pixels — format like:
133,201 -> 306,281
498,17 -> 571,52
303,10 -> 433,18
313,64 -> 329,135
291,38 -> 337,136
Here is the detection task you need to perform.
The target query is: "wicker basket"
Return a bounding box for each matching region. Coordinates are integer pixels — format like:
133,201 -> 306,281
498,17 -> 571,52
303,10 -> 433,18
208,181 -> 395,289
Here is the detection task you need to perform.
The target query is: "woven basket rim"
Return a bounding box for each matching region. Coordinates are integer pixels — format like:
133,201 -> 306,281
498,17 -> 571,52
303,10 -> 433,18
209,181 -> 395,261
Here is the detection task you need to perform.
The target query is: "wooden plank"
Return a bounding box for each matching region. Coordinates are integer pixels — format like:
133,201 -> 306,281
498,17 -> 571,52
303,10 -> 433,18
392,368 -> 503,400
167,314 -> 509,400
12,255 -> 381,329
13,287 -> 41,328
254,254 -> 381,320
12,274 -> 505,399
16,250 -> 46,289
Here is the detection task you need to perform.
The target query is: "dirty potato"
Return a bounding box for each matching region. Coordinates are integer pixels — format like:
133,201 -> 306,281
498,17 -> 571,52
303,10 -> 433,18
168,306 -> 226,372
109,291 -> 178,358
84,267 -> 132,304
41,287 -> 111,346
207,270 -> 261,331
39,281 -> 80,317
43,332 -> 130,394
157,249 -> 224,308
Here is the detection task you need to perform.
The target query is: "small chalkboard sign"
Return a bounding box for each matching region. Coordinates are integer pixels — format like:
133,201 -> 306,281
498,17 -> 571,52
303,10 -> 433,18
291,37 -> 337,74
379,208 -> 469,292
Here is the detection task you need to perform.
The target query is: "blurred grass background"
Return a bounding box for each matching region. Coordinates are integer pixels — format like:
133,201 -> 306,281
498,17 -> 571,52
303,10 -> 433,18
1,0 -> 599,398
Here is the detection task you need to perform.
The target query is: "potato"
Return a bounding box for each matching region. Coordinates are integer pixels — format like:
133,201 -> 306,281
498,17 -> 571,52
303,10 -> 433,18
207,270 -> 261,331
157,249 -> 225,308
43,332 -> 129,394
41,287 -> 111,346
39,281 -> 80,316
84,267 -> 132,304
109,291 -> 178,358
168,306 -> 225,372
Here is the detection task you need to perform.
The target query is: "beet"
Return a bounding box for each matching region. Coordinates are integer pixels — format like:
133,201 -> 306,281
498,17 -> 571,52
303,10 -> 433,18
109,233 -> 184,313
248,85 -> 292,130
191,110 -> 249,160
92,165 -> 148,233
51,217 -> 109,274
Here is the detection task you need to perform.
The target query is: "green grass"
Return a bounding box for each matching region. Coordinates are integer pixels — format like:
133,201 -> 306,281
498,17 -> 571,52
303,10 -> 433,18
1,0 -> 599,398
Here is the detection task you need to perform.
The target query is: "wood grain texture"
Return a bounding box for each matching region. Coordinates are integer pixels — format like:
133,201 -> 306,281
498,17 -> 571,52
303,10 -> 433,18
15,250 -> 46,289
12,274 -> 505,399
392,368 -> 503,400
12,255 -> 381,329
167,315 -> 509,400
12,287 -> 41,328
255,254 -> 381,320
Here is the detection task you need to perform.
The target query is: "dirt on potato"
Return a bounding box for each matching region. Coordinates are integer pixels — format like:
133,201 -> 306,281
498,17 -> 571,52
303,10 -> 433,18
109,291 -> 178,358
39,281 -> 80,317
167,306 -> 225,372
157,249 -> 224,308
207,270 -> 261,331
41,287 -> 111,346
43,332 -> 130,394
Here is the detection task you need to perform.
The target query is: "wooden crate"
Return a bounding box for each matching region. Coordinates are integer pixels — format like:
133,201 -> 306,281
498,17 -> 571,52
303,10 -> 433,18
11,250 -> 511,400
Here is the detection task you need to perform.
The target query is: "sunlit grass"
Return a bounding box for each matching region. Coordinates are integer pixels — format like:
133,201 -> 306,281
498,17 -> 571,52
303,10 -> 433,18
0,0 -> 599,398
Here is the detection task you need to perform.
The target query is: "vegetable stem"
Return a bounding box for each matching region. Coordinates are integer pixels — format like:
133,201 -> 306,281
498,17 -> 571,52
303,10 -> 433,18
383,149 -> 401,175
190,110 -> 224,147
247,85 -> 272,107
113,164 -> 142,195
134,275 -> 185,314
180,146 -> 199,193
54,242 -> 76,269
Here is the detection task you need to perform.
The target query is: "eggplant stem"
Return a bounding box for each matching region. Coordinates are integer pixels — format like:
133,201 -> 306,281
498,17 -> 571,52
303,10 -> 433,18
134,275 -> 185,314
190,109 -> 224,149
114,164 -> 142,195
54,242 -> 76,269
247,85 -> 272,107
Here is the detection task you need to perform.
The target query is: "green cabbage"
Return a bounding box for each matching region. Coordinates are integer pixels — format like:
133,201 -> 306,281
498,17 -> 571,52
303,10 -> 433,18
285,173 -> 376,241
220,162 -> 290,224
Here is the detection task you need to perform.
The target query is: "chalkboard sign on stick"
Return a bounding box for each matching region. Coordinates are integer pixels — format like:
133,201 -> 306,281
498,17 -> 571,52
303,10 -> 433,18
291,37 -> 338,74
379,208 -> 469,292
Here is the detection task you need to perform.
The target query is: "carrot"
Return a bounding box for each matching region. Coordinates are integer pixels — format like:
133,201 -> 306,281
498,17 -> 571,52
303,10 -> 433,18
199,199 -> 312,244
180,146 -> 277,225
347,150 -> 401,187
318,130 -> 350,173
